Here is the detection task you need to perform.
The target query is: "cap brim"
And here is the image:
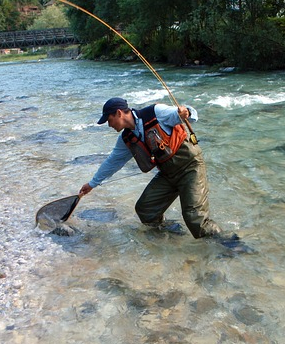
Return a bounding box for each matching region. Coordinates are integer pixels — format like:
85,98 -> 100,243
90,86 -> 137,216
97,114 -> 108,124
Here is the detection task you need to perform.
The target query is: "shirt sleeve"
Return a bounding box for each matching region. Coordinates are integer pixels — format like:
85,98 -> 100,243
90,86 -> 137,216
186,105 -> 198,122
89,134 -> 133,188
154,104 -> 198,130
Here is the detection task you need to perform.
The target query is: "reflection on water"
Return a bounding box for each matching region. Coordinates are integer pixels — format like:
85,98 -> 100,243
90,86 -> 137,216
0,59 -> 284,343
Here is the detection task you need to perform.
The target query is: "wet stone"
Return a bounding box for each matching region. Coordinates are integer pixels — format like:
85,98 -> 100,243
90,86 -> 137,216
145,326 -> 192,344
26,130 -> 68,144
227,292 -> 247,304
273,144 -> 285,153
20,106 -> 38,111
144,230 -> 168,241
77,208 -> 117,222
233,305 -> 264,325
47,230 -> 87,253
16,95 -> 30,99
190,296 -> 218,313
95,278 -> 129,296
50,225 -> 79,236
196,270 -> 226,290
76,301 -> 98,319
127,291 -> 160,310
156,290 -> 185,308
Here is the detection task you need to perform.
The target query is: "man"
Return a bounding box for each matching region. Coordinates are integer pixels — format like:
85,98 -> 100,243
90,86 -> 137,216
80,97 -> 238,242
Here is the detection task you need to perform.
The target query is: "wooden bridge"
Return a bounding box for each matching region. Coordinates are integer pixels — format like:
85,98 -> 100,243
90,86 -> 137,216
0,28 -> 84,49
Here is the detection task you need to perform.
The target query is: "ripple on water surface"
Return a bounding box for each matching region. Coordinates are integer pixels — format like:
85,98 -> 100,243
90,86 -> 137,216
0,60 -> 284,343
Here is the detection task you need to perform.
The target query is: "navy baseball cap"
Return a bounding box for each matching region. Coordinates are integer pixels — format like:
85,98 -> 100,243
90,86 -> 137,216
97,97 -> 129,124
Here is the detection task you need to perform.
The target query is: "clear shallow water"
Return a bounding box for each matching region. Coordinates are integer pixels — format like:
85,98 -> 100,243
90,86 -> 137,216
0,59 -> 284,343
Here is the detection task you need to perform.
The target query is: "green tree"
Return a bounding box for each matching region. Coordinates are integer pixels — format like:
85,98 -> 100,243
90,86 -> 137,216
66,0 -> 121,41
62,0 -> 285,70
0,0 -> 42,31
0,0 -> 17,30
213,0 -> 285,69
27,4 -> 70,30
0,10 -> 6,31
178,0 -> 285,69
117,0 -> 194,63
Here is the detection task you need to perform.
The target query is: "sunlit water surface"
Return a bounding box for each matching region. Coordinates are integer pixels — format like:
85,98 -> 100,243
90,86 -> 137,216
0,59 -> 284,343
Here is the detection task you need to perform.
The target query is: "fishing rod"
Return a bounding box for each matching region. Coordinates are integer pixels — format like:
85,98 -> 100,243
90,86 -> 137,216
57,0 -> 177,106
56,0 -> 197,140
36,1 -> 198,228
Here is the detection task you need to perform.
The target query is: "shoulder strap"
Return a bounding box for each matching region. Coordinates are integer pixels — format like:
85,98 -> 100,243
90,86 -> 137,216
122,104 -> 157,142
133,105 -> 156,124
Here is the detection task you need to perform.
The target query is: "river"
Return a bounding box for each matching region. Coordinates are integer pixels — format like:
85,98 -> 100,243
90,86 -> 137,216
0,58 -> 284,343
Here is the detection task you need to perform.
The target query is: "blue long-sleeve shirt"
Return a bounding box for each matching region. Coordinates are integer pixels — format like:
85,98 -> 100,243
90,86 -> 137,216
89,104 -> 198,188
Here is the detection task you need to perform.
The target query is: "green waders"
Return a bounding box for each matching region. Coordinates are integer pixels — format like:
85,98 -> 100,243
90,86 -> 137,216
135,140 -> 222,239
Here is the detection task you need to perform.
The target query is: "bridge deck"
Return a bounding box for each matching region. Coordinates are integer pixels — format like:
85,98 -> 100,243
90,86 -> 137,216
0,28 -> 83,49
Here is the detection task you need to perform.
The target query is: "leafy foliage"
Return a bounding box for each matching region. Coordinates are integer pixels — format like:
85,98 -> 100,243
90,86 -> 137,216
0,0 -> 285,70
28,5 -> 70,30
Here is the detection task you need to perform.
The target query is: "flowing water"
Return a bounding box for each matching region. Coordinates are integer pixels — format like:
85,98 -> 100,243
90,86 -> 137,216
0,58 -> 284,344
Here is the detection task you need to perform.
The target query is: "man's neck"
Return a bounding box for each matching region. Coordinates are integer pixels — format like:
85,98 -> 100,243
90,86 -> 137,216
126,111 -> 136,130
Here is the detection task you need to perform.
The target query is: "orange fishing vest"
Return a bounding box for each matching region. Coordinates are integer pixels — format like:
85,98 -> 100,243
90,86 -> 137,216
122,105 -> 187,171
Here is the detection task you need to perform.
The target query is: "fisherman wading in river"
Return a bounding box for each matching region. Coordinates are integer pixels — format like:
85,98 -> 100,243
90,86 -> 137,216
79,97 -> 241,247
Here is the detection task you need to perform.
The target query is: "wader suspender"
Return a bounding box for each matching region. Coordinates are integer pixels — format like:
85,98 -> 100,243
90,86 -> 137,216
122,105 -> 189,172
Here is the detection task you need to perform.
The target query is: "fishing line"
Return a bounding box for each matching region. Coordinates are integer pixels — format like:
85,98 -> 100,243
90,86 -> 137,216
36,1 -> 197,226
57,0 -> 197,137
57,0 -> 179,107
99,172 -> 142,185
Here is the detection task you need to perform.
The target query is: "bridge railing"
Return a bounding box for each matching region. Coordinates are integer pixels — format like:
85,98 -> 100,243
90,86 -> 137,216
0,28 -> 83,49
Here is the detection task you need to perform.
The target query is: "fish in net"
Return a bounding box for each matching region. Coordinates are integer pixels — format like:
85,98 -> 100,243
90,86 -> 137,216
35,195 -> 81,230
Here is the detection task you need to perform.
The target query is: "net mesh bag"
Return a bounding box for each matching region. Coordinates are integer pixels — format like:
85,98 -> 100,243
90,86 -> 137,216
36,195 -> 80,230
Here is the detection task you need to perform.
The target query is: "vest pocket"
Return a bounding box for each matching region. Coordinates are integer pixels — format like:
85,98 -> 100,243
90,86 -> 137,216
128,141 -> 156,172
146,129 -> 173,163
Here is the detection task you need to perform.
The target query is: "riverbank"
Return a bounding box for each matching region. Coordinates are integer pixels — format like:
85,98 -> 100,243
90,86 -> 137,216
0,52 -> 47,63
0,44 -> 81,63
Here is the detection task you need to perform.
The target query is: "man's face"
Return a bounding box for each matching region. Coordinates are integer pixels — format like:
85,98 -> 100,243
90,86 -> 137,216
107,111 -> 124,132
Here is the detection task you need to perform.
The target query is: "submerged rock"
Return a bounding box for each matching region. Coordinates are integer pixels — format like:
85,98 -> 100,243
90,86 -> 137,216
95,278 -> 129,296
26,129 -> 68,144
156,290 -> 185,308
20,106 -> 39,112
50,224 -> 79,236
76,301 -> 98,319
77,208 -> 117,222
190,296 -> 217,313
16,96 -> 30,100
127,290 -> 160,310
273,144 -> 285,153
128,289 -> 184,310
219,66 -> 237,73
68,153 -> 108,165
233,305 -> 263,325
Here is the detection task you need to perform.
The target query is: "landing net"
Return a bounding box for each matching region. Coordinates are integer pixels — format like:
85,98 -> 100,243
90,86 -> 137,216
35,195 -> 80,229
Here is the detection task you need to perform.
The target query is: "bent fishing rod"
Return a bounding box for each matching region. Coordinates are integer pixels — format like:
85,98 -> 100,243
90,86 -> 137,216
57,0 -> 197,141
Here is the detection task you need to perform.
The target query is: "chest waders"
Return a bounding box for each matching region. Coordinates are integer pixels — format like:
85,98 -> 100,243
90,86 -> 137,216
123,106 -> 222,239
